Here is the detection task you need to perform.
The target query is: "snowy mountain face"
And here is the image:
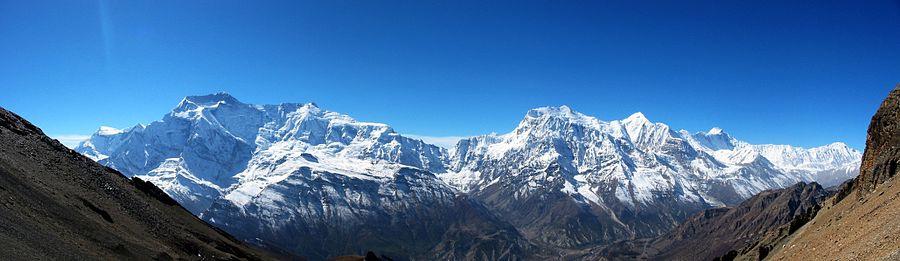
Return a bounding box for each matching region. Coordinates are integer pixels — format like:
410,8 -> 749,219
442,106 -> 860,248
77,93 -> 448,213
75,93 -> 537,259
446,106 -> 859,201
76,96 -> 860,258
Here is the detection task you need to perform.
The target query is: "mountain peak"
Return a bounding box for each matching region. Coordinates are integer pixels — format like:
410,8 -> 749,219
182,92 -> 242,106
707,127 -> 724,135
519,105 -> 602,130
624,112 -> 650,124
171,92 -> 248,116
97,126 -> 123,136
627,111 -> 647,120
824,142 -> 850,149
525,105 -> 576,118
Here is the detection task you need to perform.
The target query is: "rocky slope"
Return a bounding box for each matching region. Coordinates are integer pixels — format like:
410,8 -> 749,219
0,106 -> 269,260
581,182 -> 831,261
646,182 -> 829,260
768,85 -> 900,260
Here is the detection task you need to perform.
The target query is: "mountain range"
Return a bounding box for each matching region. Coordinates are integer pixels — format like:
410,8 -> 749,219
74,93 -> 862,259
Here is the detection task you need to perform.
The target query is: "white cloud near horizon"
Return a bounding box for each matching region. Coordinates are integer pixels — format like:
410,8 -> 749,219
51,134 -> 91,148
404,134 -> 468,149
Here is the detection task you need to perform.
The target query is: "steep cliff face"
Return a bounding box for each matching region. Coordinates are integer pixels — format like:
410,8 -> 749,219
841,85 -> 900,199
771,84 -> 900,260
0,107 -> 270,260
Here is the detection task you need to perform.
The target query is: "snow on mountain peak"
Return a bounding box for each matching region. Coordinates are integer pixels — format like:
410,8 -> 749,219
619,111 -> 663,134
625,111 -> 649,123
823,142 -> 852,150
77,93 -> 451,212
525,105 -> 576,118
97,126 -> 123,136
519,105 -> 601,129
616,111 -> 680,151
708,127 -> 724,135
183,92 -> 241,105
171,92 -> 248,116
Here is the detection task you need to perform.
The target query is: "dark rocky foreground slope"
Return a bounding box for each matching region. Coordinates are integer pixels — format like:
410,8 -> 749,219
0,107 -> 271,260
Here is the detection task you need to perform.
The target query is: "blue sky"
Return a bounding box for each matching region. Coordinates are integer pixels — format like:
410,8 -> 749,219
1,1 -> 898,149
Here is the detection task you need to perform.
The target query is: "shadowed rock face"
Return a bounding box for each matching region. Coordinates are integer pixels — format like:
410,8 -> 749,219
839,84 -> 900,200
0,107 -> 270,260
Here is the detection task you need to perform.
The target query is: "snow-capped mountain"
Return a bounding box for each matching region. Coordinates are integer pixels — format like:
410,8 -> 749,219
76,95 -> 860,258
75,93 -> 536,260
446,106 -> 858,200
442,106 -> 860,248
77,93 -> 448,213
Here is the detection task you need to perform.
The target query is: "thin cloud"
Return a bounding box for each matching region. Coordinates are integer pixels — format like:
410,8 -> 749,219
51,134 -> 91,149
404,135 -> 467,149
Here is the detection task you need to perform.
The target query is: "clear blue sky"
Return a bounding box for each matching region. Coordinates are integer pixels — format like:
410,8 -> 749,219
2,1 -> 898,149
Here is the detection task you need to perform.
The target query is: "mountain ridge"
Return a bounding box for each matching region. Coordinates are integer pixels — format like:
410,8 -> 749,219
442,103 -> 859,248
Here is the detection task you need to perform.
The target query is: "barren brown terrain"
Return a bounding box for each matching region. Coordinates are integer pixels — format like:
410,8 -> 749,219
769,177 -> 900,260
